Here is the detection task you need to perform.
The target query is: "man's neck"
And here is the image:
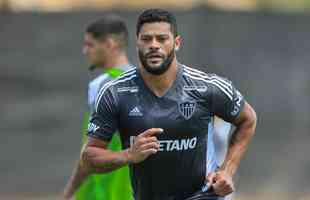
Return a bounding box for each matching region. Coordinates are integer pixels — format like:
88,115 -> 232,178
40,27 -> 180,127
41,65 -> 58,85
139,59 -> 179,97
104,52 -> 129,69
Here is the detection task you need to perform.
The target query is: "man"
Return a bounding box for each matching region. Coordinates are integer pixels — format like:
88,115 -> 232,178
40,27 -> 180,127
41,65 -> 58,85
67,9 -> 257,200
64,16 -> 132,200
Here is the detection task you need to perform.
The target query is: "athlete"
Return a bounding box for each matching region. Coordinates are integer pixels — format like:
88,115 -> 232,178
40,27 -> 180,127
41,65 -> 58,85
68,9 -> 257,200
63,15 -> 132,200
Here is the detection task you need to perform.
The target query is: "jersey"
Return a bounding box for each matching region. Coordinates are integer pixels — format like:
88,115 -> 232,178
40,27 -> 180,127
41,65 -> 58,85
76,64 -> 133,200
87,63 -> 245,200
88,65 -> 132,114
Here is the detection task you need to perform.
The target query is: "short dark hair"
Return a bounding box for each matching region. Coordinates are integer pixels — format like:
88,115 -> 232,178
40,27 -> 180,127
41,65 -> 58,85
136,8 -> 178,37
86,15 -> 128,48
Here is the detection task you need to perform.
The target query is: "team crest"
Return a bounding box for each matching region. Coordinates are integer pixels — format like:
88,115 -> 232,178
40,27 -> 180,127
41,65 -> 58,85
179,101 -> 196,120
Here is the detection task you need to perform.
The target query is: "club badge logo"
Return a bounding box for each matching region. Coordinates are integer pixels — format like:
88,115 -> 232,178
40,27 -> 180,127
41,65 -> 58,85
179,101 -> 196,120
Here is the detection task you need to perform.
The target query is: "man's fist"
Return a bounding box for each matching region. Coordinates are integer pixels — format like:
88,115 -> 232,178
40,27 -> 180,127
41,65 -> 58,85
127,128 -> 163,164
206,170 -> 234,197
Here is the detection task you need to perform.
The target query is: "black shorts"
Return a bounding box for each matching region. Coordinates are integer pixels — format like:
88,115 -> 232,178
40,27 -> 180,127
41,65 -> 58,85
137,186 -> 224,200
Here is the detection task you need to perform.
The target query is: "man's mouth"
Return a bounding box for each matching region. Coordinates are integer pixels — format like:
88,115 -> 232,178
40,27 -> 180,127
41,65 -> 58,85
147,53 -> 163,63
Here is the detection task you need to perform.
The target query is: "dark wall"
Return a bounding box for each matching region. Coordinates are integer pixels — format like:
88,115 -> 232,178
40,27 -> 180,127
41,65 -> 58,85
1,9 -> 309,198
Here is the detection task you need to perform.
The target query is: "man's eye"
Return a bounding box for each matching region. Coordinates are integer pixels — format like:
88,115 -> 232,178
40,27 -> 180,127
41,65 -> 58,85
158,37 -> 168,42
141,37 -> 151,41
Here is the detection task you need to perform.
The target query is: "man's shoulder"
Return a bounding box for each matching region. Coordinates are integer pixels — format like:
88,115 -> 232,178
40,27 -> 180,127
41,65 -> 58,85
182,64 -> 227,80
89,64 -> 135,91
95,68 -> 138,104
181,64 -> 232,88
180,64 -> 235,101
88,73 -> 111,91
107,67 -> 138,88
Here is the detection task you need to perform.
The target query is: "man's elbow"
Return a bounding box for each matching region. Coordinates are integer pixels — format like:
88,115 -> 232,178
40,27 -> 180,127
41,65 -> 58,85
80,147 -> 97,173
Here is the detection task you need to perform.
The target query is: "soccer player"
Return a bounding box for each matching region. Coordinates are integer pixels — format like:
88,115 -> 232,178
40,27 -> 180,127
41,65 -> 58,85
67,9 -> 257,200
63,16 -> 132,200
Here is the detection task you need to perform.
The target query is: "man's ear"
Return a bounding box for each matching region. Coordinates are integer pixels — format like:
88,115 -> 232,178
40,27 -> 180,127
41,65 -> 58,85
175,35 -> 182,51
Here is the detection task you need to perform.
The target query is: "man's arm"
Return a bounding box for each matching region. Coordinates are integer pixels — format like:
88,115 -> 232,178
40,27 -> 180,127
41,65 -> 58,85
63,138 -> 128,199
64,138 -> 116,199
63,128 -> 162,199
82,138 -> 130,173
206,76 -> 257,197
207,102 -> 257,196
220,102 -> 256,176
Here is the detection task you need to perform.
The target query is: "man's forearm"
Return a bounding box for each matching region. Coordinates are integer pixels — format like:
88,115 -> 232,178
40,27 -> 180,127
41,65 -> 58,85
220,108 -> 257,176
64,147 -> 130,199
82,146 -> 130,173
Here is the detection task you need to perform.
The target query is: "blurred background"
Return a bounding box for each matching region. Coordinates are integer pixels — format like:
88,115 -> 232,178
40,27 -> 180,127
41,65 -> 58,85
1,0 -> 310,199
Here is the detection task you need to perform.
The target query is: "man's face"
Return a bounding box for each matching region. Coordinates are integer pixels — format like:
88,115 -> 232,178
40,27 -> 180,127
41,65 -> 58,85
137,22 -> 181,75
83,33 -> 108,70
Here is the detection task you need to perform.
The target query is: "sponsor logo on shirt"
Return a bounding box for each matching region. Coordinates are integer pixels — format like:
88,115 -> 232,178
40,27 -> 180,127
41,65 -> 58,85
88,122 -> 100,133
130,136 -> 197,152
231,90 -> 243,116
183,85 -> 207,92
129,106 -> 143,117
117,86 -> 139,93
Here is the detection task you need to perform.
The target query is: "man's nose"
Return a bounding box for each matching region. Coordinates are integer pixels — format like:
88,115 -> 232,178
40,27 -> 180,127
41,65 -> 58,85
150,39 -> 160,50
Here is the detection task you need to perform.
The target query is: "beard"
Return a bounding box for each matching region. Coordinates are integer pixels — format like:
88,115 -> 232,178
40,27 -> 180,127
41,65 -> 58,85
138,46 -> 175,76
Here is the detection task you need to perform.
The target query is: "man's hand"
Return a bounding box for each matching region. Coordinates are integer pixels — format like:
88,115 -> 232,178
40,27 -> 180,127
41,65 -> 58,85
126,128 -> 163,164
206,170 -> 234,197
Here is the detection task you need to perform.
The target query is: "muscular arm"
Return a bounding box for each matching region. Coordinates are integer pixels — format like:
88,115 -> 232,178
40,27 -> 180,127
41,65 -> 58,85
82,137 -> 132,173
207,102 -> 257,196
220,101 -> 257,176
63,128 -> 161,199
63,138 -> 130,199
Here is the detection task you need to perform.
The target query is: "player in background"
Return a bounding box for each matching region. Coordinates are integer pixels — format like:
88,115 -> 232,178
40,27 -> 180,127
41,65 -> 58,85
64,15 -> 132,200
